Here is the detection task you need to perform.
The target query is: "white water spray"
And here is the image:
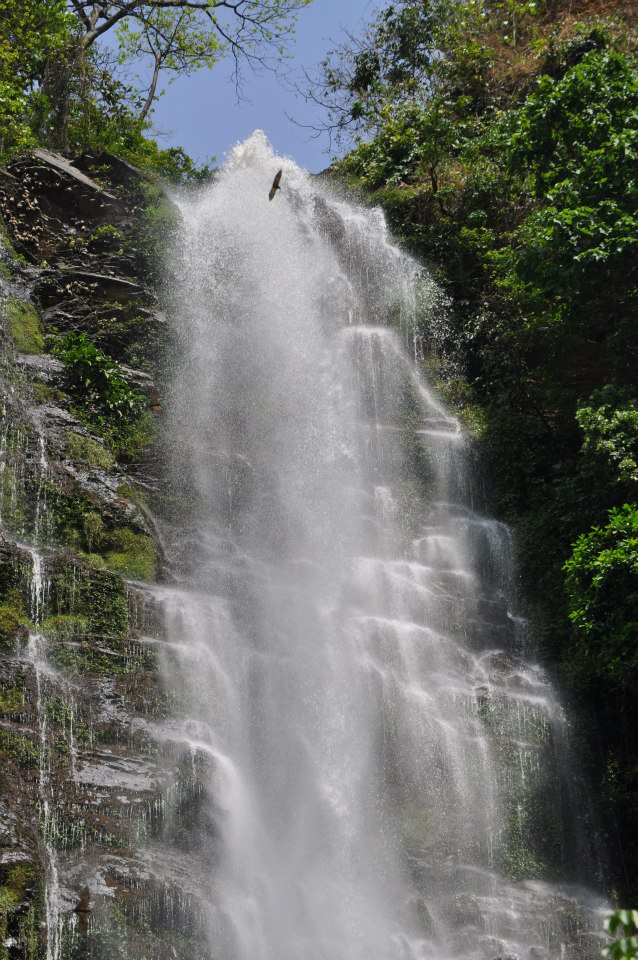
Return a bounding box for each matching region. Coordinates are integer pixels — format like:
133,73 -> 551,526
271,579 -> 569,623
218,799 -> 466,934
157,132 -> 606,960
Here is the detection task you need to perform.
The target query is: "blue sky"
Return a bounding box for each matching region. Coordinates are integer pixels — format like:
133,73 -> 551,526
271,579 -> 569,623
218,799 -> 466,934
142,0 -> 375,172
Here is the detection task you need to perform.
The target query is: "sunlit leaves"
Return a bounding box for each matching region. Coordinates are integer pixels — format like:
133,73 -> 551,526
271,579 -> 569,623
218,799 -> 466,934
564,504 -> 638,686
0,0 -> 72,156
577,391 -> 638,487
604,911 -> 638,960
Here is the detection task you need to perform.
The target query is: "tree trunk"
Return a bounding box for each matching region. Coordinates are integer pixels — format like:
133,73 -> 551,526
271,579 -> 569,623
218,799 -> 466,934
41,39 -> 85,152
139,54 -> 163,122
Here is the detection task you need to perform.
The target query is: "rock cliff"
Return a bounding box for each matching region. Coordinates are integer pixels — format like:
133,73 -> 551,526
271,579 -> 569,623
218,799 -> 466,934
0,151 -> 207,960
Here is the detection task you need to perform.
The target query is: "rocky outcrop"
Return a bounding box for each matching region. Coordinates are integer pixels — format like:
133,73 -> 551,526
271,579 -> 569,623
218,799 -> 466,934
0,151 -> 204,959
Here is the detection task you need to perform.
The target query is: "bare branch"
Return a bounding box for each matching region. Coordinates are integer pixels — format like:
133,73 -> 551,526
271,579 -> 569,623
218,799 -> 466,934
69,0 -> 92,29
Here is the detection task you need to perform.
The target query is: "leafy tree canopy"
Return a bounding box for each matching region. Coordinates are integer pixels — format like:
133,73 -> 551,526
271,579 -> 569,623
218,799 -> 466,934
0,0 -> 311,169
0,0 -> 72,154
564,504 -> 638,688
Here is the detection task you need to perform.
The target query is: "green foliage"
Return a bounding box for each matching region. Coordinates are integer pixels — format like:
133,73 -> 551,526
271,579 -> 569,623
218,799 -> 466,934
106,410 -> 156,463
52,331 -> 145,423
341,99 -> 457,190
0,297 -> 44,353
501,50 -> 638,327
2,0 -> 309,165
104,529 -> 158,582
41,613 -> 90,643
564,504 -> 638,687
65,432 -> 115,472
0,603 -> 28,648
64,87 -> 213,183
577,389 -> 638,486
0,729 -> 39,768
320,0 -> 451,142
0,0 -> 72,158
50,564 -> 129,640
604,911 -> 638,960
502,845 -> 545,882
0,682 -> 24,714
85,224 -> 124,254
32,383 -> 67,406
116,8 -> 221,122
131,182 -> 182,282
0,862 -> 38,957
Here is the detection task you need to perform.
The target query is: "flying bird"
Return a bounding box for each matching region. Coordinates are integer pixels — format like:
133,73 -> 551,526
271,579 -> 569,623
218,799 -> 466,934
268,169 -> 282,201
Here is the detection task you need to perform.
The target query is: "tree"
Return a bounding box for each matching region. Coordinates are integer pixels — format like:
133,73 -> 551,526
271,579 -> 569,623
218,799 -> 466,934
0,0 -> 72,156
577,389 -> 638,487
38,0 -> 310,147
303,0 -> 449,146
116,9 -> 221,121
69,0 -> 310,74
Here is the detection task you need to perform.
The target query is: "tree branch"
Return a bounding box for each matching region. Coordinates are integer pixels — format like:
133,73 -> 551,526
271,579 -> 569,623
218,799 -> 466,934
69,0 -> 92,29
139,51 -> 163,119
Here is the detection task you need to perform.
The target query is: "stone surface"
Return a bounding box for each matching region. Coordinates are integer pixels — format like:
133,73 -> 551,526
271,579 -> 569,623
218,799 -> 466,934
0,151 -> 199,959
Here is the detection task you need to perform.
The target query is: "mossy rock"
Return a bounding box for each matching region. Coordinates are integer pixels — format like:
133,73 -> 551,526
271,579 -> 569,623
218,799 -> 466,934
0,296 -> 44,353
0,729 -> 39,769
0,682 -> 25,714
0,861 -> 44,960
32,383 -> 67,406
117,482 -> 149,511
0,864 -> 36,906
0,560 -> 32,617
501,844 -> 546,881
49,560 -> 129,639
41,613 -> 90,643
0,217 -> 27,266
0,603 -> 29,650
47,638 -> 157,677
399,803 -> 435,854
66,432 -> 115,471
85,224 -> 124,253
104,529 -> 158,582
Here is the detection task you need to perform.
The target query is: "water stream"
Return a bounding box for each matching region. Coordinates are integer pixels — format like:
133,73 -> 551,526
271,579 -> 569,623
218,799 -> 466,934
152,132 -> 607,958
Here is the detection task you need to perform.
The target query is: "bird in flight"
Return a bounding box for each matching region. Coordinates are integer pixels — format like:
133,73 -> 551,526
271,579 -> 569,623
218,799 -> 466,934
269,169 -> 283,201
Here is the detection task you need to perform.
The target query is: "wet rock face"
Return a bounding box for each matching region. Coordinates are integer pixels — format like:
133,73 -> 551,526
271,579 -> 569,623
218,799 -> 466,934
0,151 -> 205,959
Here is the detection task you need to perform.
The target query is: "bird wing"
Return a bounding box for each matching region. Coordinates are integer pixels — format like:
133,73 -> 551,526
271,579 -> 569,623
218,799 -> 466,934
268,169 -> 283,201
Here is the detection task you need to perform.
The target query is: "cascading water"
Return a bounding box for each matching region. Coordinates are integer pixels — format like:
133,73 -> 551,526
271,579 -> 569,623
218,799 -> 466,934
156,131 -> 608,960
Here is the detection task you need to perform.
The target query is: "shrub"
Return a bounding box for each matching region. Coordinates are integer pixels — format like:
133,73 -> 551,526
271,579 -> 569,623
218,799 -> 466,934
53,332 -> 144,421
564,504 -> 638,687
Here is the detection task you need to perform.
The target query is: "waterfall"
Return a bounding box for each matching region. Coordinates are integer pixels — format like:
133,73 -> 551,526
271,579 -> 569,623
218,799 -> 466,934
156,131 -> 607,960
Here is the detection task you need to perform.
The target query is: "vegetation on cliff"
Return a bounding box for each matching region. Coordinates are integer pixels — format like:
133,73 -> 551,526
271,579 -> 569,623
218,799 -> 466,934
317,0 -> 638,898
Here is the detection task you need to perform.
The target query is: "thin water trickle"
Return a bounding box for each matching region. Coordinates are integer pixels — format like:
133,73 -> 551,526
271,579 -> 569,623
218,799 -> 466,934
26,548 -> 64,960
154,131 -> 607,960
